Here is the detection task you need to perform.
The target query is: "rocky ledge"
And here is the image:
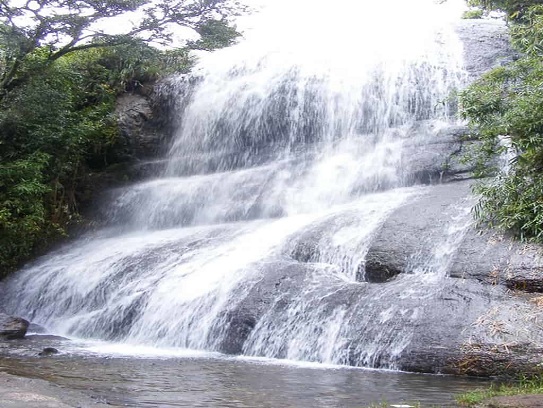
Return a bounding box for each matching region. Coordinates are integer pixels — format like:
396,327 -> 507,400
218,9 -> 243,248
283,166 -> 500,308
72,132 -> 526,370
361,181 -> 543,377
0,314 -> 28,340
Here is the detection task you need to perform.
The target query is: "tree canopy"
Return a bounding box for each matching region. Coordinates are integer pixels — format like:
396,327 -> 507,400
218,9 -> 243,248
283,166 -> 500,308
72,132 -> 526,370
468,0 -> 543,18
0,0 -> 242,276
0,0 -> 241,97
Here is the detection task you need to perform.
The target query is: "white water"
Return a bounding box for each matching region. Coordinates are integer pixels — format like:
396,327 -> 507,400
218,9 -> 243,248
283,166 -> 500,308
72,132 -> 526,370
1,0 -> 471,369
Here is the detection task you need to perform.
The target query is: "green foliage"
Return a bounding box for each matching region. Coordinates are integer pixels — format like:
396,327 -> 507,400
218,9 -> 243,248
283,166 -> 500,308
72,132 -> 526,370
510,5 -> 543,55
0,42 -> 183,274
460,0 -> 543,242
473,173 -> 543,241
457,375 -> 543,406
0,47 -> 121,273
462,9 -> 485,18
0,0 -> 240,98
0,1 -> 239,275
187,19 -> 240,51
0,153 -> 55,276
467,0 -> 543,19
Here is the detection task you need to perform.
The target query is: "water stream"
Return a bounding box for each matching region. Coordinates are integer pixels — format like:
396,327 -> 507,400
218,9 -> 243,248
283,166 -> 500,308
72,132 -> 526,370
0,0 -> 482,404
0,351 -> 490,407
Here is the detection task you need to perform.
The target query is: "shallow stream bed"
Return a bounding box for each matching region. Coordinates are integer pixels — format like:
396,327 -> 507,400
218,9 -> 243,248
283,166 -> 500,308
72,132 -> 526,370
0,339 -> 490,407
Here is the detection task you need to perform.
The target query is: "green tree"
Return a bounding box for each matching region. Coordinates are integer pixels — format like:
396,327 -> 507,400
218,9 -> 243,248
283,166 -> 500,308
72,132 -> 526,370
461,0 -> 543,241
0,0 -> 242,275
468,0 -> 543,16
0,0 -> 241,98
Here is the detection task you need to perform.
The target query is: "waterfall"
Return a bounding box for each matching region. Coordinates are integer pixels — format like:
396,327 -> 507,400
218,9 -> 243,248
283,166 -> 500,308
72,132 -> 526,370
0,0 -> 471,369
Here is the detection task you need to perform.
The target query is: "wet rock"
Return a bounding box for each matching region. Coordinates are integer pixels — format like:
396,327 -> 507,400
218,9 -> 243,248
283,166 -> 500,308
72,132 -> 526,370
27,323 -> 47,334
394,19 -> 518,187
0,314 -> 29,340
114,92 -> 167,162
363,261 -> 401,283
448,227 -> 543,289
215,260 -> 310,355
219,312 -> 257,355
401,124 -> 482,184
455,19 -> 518,81
112,77 -> 193,167
362,177 -> 543,287
290,241 -> 320,263
364,180 -> 474,280
0,334 -> 69,358
38,347 -> 59,356
364,275 -> 543,378
25,335 -> 69,341
0,371 -> 110,408
217,250 -> 543,377
364,179 -> 542,290
334,180 -> 543,376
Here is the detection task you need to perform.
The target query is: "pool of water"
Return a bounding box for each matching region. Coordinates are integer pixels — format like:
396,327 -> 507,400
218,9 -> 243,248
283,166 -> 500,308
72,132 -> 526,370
0,337 -> 490,407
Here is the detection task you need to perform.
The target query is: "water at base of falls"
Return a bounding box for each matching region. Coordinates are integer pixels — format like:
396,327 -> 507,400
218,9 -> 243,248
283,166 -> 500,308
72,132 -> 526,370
0,0 -> 471,370
0,352 -> 489,407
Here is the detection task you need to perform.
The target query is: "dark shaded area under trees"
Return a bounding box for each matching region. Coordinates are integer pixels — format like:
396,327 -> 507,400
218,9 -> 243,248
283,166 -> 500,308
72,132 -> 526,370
0,0 -> 240,276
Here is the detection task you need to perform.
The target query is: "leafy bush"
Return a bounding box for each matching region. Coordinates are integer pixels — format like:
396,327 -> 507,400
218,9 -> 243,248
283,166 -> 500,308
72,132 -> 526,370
0,42 -> 193,274
460,2 -> 543,241
462,9 -> 485,19
0,8 -> 239,275
0,153 -> 55,276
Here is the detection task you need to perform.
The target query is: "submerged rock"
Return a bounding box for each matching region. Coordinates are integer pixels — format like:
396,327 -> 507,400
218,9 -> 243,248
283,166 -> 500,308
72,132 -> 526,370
38,347 -> 59,357
0,371 -> 110,408
0,314 -> 29,340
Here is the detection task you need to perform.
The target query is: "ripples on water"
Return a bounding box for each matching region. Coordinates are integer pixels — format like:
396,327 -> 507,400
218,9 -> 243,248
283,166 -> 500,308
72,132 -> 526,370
0,345 -> 489,407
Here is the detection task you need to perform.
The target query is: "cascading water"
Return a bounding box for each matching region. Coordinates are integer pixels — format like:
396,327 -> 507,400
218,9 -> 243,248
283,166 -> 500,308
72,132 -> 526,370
1,0 -> 471,369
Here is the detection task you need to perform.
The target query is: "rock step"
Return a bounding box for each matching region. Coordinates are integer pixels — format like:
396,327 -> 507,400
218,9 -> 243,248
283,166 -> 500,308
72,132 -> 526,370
0,313 -> 29,340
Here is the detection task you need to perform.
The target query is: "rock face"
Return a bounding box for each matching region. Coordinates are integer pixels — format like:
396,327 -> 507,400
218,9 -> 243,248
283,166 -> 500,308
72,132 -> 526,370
77,85 -> 181,216
397,20 -> 518,186
38,347 -> 59,357
114,92 -> 167,162
361,181 -> 543,377
0,314 -> 29,340
455,19 -> 518,81
401,124 -> 480,184
210,180 -> 543,377
113,75 -> 194,166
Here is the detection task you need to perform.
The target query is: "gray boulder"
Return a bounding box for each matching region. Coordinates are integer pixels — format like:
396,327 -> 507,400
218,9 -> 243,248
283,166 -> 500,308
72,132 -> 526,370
365,180 -> 475,279
0,313 -> 29,340
401,124 -> 480,184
